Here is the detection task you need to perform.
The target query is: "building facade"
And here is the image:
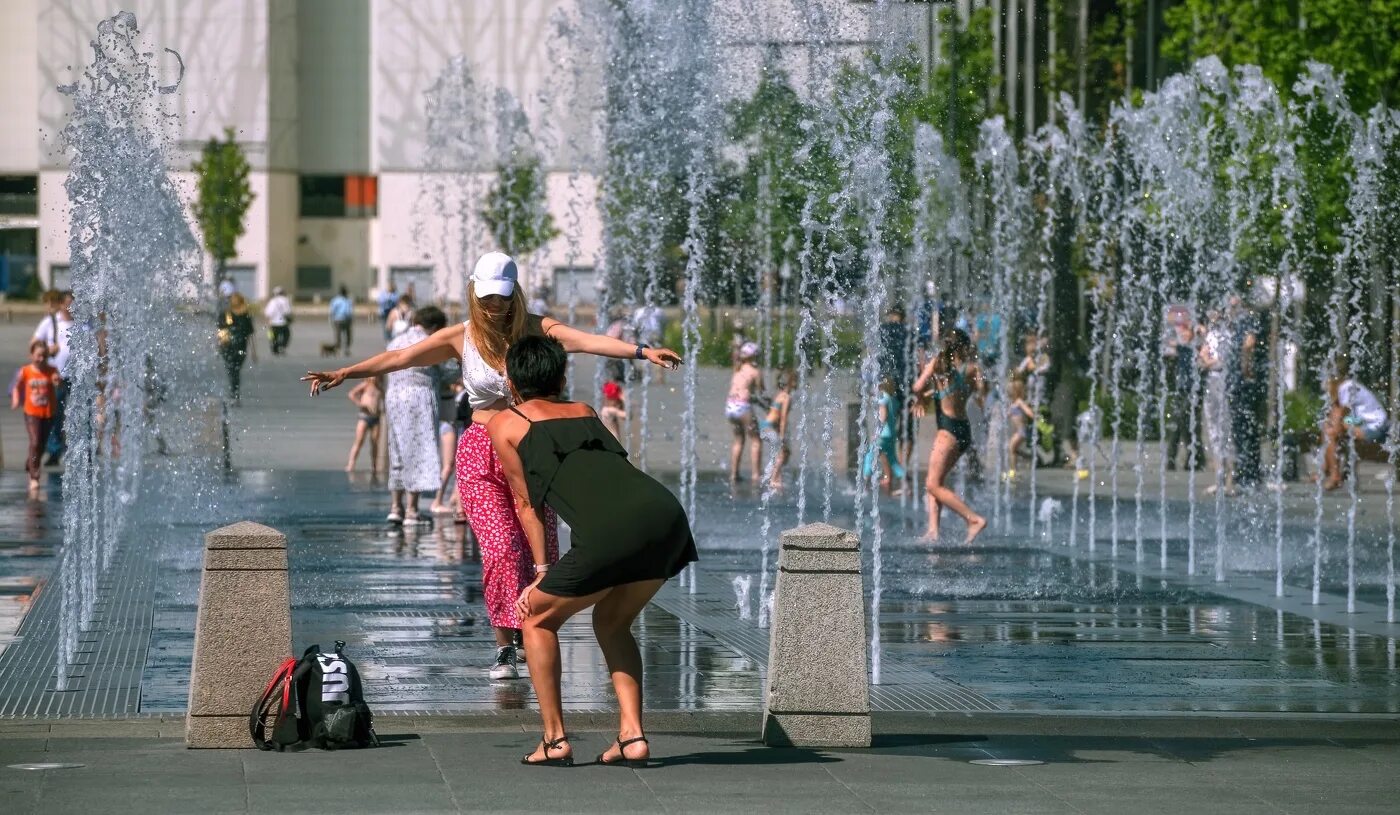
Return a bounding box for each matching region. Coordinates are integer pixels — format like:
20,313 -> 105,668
0,0 -> 604,304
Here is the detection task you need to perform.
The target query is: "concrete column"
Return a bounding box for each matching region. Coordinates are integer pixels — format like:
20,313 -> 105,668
762,523 -> 871,748
186,522 -> 292,748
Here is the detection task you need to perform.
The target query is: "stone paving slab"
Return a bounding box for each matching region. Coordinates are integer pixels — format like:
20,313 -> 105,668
1,723 -> 1398,814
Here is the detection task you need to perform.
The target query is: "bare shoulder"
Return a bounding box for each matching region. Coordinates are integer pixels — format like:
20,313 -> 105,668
486,410 -> 521,445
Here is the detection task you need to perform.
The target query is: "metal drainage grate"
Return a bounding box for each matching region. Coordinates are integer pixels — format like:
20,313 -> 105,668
969,759 -> 1045,767
8,763 -> 86,770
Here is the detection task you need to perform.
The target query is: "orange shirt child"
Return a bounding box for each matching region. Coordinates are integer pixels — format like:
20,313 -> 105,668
15,362 -> 58,420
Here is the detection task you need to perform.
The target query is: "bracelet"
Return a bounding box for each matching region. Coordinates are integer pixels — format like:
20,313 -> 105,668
635,343 -> 650,360
533,564 -> 549,574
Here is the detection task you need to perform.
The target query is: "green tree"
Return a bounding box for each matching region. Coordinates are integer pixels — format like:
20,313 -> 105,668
922,6 -> 999,170
1162,0 -> 1400,110
192,127 -> 253,292
481,154 -> 560,258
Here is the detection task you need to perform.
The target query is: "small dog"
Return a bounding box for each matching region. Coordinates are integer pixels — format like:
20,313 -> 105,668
319,342 -> 339,358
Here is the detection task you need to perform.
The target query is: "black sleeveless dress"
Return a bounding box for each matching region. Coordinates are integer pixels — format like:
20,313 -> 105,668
511,408 -> 698,597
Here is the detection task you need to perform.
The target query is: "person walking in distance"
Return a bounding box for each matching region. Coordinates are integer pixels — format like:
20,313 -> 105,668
264,286 -> 292,355
32,289 -> 73,465
1226,295 -> 1265,488
329,286 -> 355,355
217,293 -> 256,405
303,252 -> 681,681
12,340 -> 60,496
377,281 -> 399,342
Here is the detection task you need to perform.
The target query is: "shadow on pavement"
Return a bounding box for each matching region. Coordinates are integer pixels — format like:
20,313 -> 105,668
651,743 -> 841,768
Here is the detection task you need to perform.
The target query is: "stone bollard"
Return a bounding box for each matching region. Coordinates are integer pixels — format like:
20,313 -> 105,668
762,522 -> 871,748
186,522 -> 292,748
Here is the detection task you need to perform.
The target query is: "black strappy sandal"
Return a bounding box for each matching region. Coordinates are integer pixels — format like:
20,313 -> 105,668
597,734 -> 649,768
521,735 -> 574,767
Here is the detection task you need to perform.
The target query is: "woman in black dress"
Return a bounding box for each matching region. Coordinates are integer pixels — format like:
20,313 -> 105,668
488,335 -> 697,767
217,292 -> 256,404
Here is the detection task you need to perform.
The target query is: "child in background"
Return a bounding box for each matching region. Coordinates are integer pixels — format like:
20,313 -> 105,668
600,379 -> 627,443
726,342 -> 764,484
862,377 -> 906,494
12,339 -> 59,495
1006,378 -> 1035,465
345,376 -> 383,473
763,369 -> 794,490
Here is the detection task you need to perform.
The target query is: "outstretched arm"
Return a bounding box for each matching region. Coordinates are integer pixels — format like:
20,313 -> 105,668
541,317 -> 681,369
912,357 -> 937,395
302,324 -> 461,395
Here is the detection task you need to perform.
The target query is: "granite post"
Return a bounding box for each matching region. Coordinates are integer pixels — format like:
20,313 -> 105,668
762,522 -> 871,747
186,521 -> 291,748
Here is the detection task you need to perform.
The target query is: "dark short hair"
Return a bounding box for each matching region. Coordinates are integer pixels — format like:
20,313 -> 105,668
506,335 -> 567,401
414,305 -> 447,333
339,285 -> 349,297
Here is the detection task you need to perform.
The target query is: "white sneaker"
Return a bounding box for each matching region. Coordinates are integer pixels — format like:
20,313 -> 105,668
488,646 -> 518,680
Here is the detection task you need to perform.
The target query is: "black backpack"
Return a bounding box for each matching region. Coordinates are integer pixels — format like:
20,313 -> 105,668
249,641 -> 379,751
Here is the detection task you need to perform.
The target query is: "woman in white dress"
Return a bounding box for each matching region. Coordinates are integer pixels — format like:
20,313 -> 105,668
384,306 -> 448,523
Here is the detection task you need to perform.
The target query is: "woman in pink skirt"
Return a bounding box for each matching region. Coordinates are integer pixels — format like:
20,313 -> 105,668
304,253 -> 680,679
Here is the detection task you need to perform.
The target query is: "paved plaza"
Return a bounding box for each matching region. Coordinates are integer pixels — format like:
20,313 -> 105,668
1,314 -> 1399,812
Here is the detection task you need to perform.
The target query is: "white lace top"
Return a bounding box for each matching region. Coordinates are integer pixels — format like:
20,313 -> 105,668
460,321 -> 511,410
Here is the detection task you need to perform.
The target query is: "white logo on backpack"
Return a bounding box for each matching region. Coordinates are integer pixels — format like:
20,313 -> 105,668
316,654 -> 350,704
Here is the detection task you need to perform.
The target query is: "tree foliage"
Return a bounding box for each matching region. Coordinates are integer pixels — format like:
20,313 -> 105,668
191,127 -> 253,280
1162,0 -> 1400,110
482,154 -> 559,258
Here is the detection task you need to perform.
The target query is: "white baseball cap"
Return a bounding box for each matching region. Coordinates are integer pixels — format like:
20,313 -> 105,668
472,252 -> 518,298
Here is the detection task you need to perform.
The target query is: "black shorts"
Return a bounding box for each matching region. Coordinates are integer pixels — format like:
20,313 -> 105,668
936,413 -> 973,453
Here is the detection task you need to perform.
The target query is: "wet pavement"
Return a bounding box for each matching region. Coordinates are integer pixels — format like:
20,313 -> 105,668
1,466 -> 1398,717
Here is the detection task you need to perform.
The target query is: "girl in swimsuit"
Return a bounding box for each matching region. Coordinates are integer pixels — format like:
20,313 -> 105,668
912,327 -> 987,543
726,342 -> 764,485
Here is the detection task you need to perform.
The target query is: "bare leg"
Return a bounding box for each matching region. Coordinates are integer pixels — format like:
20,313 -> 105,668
389,488 -> 404,517
729,421 -> 744,483
346,420 -> 368,471
923,432 -> 955,541
520,588 -> 607,763
593,579 -> 665,762
368,424 -> 382,474
432,428 -> 455,510
749,427 -> 763,483
925,431 -> 985,542
1322,410 -> 1344,489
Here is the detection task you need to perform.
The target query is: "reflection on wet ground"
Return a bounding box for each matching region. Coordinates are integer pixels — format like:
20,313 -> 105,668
0,469 -> 1397,715
0,473 -> 60,658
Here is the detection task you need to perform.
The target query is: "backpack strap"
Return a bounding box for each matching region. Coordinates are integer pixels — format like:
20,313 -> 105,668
249,657 -> 297,751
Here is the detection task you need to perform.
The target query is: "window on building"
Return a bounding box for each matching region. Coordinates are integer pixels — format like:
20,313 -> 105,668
49,264 -> 71,291
297,265 -> 333,294
389,266 -> 433,302
0,175 -> 39,216
299,174 -> 377,217
552,266 -> 598,306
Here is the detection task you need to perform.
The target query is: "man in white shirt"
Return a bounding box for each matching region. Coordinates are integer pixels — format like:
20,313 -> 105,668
263,286 -> 292,355
32,290 -> 74,464
1322,361 -> 1391,489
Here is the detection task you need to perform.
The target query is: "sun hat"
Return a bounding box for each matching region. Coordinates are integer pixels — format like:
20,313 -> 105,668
472,252 -> 518,298
739,341 -> 759,360
603,381 -> 623,401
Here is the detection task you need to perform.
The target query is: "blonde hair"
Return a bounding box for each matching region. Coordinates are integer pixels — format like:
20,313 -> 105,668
467,287 -> 529,371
